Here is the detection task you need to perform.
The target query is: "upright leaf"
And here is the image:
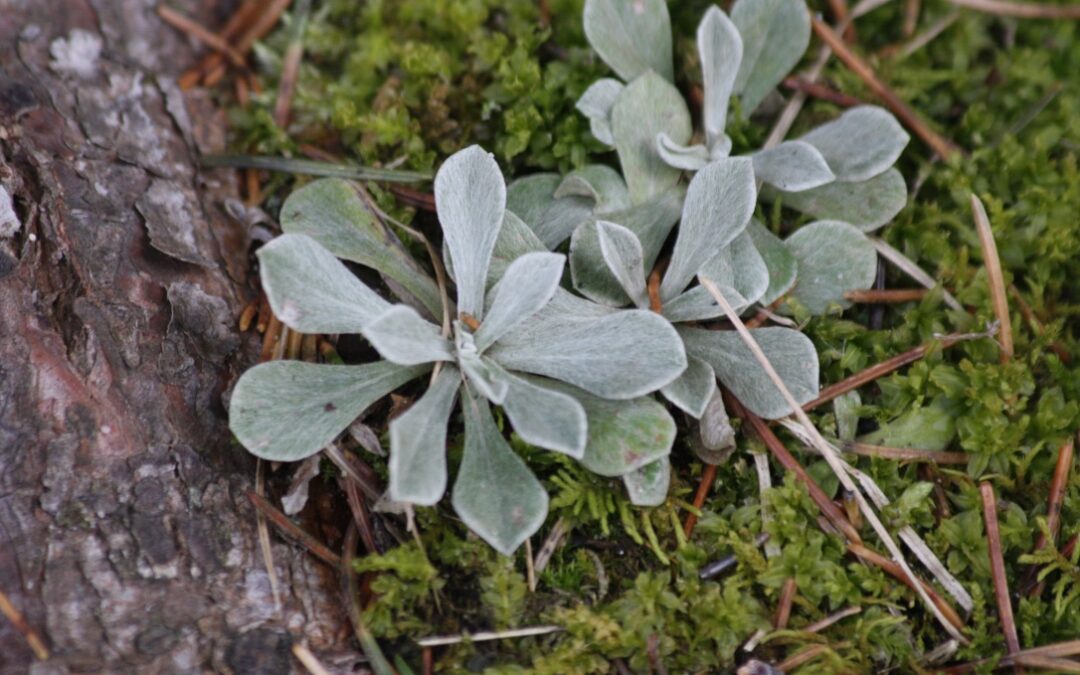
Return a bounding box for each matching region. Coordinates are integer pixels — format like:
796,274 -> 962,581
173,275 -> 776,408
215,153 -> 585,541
280,179 -> 443,318
362,305 -> 454,366
502,375 -> 588,458
660,355 -> 717,418
611,72 -> 692,205
230,361 -> 427,462
698,6 -> 743,145
491,305 -> 687,400
746,219 -> 797,305
476,252 -> 565,351
784,220 -> 877,315
436,146 -> 506,318
259,234 -> 390,334
595,221 -> 649,308
681,326 -> 819,419
751,140 -> 835,192
388,366 -> 461,505
583,0 -> 673,82
576,79 -> 625,146
661,157 -> 756,300
761,168 -> 907,231
452,392 -> 548,556
623,458 -> 671,506
731,0 -> 810,114
799,106 -> 910,182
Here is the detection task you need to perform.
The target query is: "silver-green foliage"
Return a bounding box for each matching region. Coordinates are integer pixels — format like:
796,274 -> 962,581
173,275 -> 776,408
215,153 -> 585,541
229,146 -> 689,555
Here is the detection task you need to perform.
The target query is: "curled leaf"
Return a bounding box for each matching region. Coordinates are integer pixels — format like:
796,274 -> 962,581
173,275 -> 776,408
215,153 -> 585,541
731,0 -> 810,114
751,140 -> 835,192
576,78 -> 625,146
556,165 -> 631,213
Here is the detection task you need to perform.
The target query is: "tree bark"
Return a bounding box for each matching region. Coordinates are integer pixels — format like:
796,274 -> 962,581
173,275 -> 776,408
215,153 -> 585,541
0,1 -> 351,672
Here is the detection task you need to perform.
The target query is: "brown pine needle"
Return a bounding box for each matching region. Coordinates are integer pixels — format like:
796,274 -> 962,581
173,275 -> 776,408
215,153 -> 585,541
683,463 -> 718,537
774,578 -> 798,629
255,460 -> 283,612
238,299 -> 258,331
157,6 -> 246,67
0,588 -> 49,660
980,482 -> 1022,660
389,185 -> 437,212
942,639 -> 1080,673
971,195 -> 1014,362
247,490 -> 341,567
782,76 -> 865,107
948,0 -> 1080,18
777,644 -> 830,672
179,0 -> 260,88
1022,437 -> 1075,595
844,288 -> 930,303
904,0 -> 922,37
273,0 -> 311,129
804,606 -> 863,633
811,17 -> 962,161
647,267 -> 664,313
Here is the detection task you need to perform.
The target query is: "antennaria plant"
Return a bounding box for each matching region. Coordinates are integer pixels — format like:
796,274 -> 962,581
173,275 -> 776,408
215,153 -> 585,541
229,145 -> 689,555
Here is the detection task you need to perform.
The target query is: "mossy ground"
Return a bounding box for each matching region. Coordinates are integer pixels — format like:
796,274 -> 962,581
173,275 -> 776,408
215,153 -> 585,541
231,1 -> 1080,672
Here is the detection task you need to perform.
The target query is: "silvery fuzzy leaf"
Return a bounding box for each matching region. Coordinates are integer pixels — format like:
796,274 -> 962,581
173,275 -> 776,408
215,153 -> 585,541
488,210 -> 551,284
452,391 -> 548,556
506,174 -> 594,249
476,252 -> 565,352
784,220 -> 878,315
612,71 -> 692,205
660,354 -> 717,418
731,0 -> 810,115
490,304 -> 687,400
388,365 -> 461,505
746,219 -> 798,306
258,233 -> 390,334
710,134 -> 734,159
576,78 -> 625,146
761,168 -> 907,231
279,178 -> 443,318
569,189 -> 683,306
698,6 -> 743,145
799,106 -> 910,183
556,165 -> 630,213
230,361 -> 428,462
661,284 -> 749,323
681,326 -> 819,419
660,157 -> 756,301
623,458 -> 671,506
751,140 -> 835,192
502,374 -> 587,458
656,133 -> 710,171
699,389 -> 736,452
583,0 -> 673,82
537,380 -> 674,476
699,230 -> 770,307
435,145 -> 506,318
595,221 -> 648,309
361,305 -> 454,366
459,351 -> 511,405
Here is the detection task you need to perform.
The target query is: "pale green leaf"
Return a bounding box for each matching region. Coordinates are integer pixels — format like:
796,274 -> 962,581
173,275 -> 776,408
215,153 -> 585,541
388,366 -> 461,505
452,391 -> 548,556
595,220 -> 649,308
555,165 -> 630,213
859,399 -> 956,451
834,391 -> 861,443
698,6 -> 742,145
751,140 -> 835,192
576,78 -> 625,146
661,284 -> 749,323
699,230 -> 770,307
660,157 -> 756,300
362,305 -> 454,365
583,0 -> 673,82
681,326 -> 819,419
230,361 -> 427,462
623,458 -> 671,506
476,252 -> 565,352
762,167 -> 907,231
731,0 -> 810,114
784,220 -> 877,315
258,233 -> 390,334
799,106 -> 910,182
279,178 -> 443,318
459,347 -> 511,405
746,219 -> 797,305
506,174 -> 593,249
699,389 -> 736,452
502,375 -> 588,458
436,145 -> 506,318
612,71 -> 692,205
660,354 -> 717,418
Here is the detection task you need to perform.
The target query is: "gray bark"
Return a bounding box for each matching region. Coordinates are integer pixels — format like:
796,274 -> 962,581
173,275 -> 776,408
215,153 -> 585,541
0,1 -> 352,672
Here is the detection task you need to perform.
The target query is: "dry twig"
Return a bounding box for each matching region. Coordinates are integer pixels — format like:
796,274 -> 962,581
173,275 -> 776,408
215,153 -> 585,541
683,463 -> 718,537
844,288 -> 929,303
247,490 -> 341,567
948,0 -> 1080,18
0,588 -> 49,660
980,482 -> 1022,661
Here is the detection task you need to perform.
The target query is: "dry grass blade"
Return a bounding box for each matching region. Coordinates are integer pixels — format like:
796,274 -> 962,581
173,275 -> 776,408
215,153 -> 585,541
971,195 -> 1014,362
341,524 -> 396,675
247,490 -> 341,567
870,238 -> 965,312
415,625 -> 563,648
804,606 -> 862,633
255,459 -> 283,611
948,0 -> 1080,18
533,517 -> 571,577
774,578 -> 798,629
0,588 -> 49,660
292,643 -> 333,675
777,644 -> 830,672
701,276 -> 967,642
1014,655 -> 1080,672
1024,437 -> 1075,595
844,288 -> 929,303
811,17 -> 962,160
273,0 -> 312,128
847,543 -> 967,632
980,482 -> 1022,659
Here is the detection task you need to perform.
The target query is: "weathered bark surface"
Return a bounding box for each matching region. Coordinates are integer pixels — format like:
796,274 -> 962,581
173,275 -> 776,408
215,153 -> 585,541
0,2 -> 351,672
